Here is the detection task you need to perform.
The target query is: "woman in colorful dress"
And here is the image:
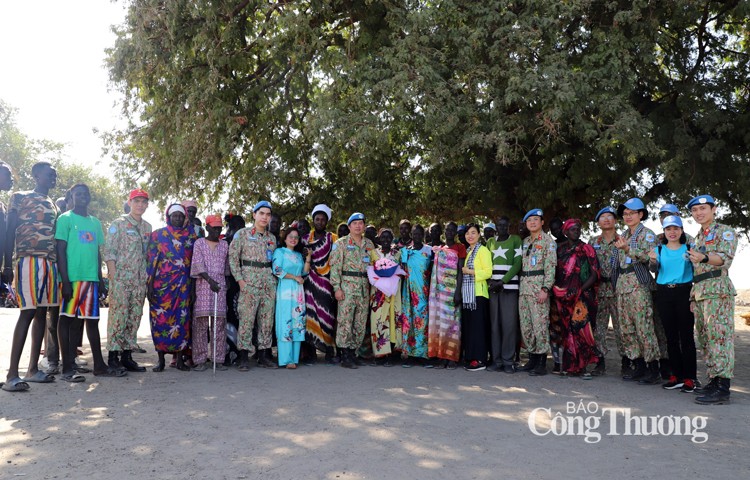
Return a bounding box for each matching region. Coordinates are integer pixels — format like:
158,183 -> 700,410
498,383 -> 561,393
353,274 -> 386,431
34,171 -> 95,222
190,214 -> 229,371
147,204 -> 198,372
552,218 -> 602,378
461,223 -> 492,371
274,226 -> 312,369
398,224 -> 433,367
304,204 -> 339,364
367,229 -> 403,366
428,244 -> 461,369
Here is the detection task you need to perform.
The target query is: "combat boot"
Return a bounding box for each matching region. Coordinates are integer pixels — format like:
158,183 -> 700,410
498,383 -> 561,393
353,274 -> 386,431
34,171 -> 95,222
529,354 -> 548,376
623,358 -> 646,381
638,360 -> 661,385
121,350 -> 147,372
341,349 -> 357,369
108,351 -> 121,370
591,358 -> 606,376
693,377 -> 717,395
695,378 -> 730,405
257,349 -> 278,369
620,356 -> 631,377
519,354 -> 538,372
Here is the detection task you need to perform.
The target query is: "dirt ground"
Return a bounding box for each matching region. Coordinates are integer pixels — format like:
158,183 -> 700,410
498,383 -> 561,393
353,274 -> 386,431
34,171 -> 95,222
1,299 -> 749,480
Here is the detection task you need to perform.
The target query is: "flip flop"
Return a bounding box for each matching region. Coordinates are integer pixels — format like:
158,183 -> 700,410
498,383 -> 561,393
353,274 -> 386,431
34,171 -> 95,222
1,377 -> 30,392
93,367 -> 127,378
75,366 -> 92,374
22,371 -> 56,383
61,373 -> 86,383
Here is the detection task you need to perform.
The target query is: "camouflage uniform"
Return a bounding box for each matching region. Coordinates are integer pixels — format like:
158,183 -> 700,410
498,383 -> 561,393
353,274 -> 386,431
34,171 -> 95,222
104,215 -> 152,351
229,227 -> 277,354
616,224 -> 659,362
519,232 -> 557,354
691,222 -> 737,379
589,234 -> 622,357
329,235 -> 375,349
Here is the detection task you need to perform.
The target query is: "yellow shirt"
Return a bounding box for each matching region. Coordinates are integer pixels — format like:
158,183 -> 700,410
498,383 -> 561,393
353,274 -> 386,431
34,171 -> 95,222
467,244 -> 493,299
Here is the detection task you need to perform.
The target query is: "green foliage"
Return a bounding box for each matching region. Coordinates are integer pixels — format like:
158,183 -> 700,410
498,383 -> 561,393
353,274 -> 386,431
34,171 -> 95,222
0,100 -> 124,226
106,0 -> 750,230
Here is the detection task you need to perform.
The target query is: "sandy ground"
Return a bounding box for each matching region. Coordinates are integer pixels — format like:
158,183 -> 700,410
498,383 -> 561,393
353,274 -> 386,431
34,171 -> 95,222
1,302 -> 749,480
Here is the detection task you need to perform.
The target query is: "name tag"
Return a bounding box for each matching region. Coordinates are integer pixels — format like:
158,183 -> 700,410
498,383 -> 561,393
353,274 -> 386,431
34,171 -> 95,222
249,235 -> 257,241
126,229 -> 138,235
346,245 -> 356,250
531,256 -> 537,267
593,244 -> 600,250
266,250 -> 273,261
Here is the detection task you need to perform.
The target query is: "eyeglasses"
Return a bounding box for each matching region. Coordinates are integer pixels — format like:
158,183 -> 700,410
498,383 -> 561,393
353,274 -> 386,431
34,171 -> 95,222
287,235 -> 300,240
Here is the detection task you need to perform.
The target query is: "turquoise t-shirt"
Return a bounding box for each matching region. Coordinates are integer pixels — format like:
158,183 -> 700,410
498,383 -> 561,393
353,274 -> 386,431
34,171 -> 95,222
656,244 -> 693,285
54,211 -> 105,282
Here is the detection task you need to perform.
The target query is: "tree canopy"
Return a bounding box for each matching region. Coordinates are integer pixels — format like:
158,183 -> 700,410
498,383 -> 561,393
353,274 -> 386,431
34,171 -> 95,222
106,0 -> 750,230
0,99 -> 124,226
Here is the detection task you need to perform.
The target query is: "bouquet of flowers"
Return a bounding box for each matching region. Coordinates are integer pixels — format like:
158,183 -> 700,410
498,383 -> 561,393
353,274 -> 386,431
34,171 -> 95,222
374,257 -> 398,277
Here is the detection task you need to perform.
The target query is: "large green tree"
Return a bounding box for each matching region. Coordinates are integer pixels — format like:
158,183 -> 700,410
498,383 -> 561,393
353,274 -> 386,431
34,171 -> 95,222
0,100 -> 124,226
106,0 -> 750,229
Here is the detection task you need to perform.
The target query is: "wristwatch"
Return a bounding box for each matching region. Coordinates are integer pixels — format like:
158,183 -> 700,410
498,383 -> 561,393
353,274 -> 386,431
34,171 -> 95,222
541,286 -> 549,293
701,253 -> 710,264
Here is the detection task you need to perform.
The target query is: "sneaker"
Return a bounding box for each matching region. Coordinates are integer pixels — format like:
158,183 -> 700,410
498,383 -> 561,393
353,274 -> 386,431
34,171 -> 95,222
680,379 -> 696,393
446,361 -> 458,370
465,360 -> 486,372
402,358 -> 413,368
662,375 -> 684,390
503,364 -> 516,374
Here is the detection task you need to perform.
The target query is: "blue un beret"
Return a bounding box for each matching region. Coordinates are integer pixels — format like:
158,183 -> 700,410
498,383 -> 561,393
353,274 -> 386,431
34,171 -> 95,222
523,209 -> 543,223
347,212 -> 365,225
595,207 -> 616,222
617,197 -> 648,219
687,194 -> 715,209
662,215 -> 683,229
253,200 -> 272,213
659,203 -> 679,215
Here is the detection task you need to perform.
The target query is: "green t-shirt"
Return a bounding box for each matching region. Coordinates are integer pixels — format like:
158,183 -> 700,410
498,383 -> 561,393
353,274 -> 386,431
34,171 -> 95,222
54,211 -> 104,282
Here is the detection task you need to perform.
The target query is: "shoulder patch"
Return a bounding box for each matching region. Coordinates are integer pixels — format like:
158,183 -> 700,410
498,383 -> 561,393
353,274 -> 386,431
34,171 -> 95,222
331,243 -> 338,251
723,231 -> 735,241
108,225 -> 117,234
549,243 -> 557,251
645,233 -> 655,242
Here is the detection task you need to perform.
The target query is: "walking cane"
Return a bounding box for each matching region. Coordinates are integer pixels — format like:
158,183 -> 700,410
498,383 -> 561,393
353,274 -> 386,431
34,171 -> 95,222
212,291 -> 218,377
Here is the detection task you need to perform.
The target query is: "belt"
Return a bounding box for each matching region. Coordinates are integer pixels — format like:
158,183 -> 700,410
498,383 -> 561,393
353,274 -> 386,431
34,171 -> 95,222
342,270 -> 367,278
657,282 -> 692,289
521,270 -> 544,277
619,265 -> 635,274
242,260 -> 272,268
693,270 -> 722,284
600,276 -> 611,282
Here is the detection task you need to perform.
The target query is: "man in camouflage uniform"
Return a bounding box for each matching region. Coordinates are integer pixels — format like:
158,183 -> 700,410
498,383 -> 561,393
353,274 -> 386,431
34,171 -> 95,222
687,195 -> 737,405
518,209 -> 556,376
329,212 -> 375,369
614,198 -> 660,384
588,206 -> 623,376
104,189 -> 152,373
229,200 -> 278,370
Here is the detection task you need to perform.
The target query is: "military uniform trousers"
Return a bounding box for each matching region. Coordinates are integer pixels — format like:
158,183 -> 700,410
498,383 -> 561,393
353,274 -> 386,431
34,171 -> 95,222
237,281 -> 276,354
693,296 -> 734,379
107,280 -> 147,351
519,294 -> 550,354
617,285 -> 659,362
336,291 -> 369,350
594,294 -> 621,357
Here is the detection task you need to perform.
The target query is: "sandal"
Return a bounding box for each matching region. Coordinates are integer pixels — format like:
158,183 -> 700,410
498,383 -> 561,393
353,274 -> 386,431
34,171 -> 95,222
22,371 -> 56,383
1,377 -> 31,392
61,373 -> 86,383
74,366 -> 92,374
285,363 -> 297,370
93,367 -> 128,377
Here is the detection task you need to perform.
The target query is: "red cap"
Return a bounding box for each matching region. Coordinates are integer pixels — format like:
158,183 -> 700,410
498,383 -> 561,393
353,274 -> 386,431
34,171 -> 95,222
129,188 -> 149,201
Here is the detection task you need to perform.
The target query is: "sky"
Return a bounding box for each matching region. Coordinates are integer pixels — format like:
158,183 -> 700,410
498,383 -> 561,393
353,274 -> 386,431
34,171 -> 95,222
0,1 -> 748,288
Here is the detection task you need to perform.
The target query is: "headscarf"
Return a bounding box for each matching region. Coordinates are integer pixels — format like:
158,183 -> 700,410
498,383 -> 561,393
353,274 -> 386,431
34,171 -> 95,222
182,200 -> 197,209
311,204 -> 332,221
562,218 -> 581,235
166,203 -> 186,218
205,214 -> 223,228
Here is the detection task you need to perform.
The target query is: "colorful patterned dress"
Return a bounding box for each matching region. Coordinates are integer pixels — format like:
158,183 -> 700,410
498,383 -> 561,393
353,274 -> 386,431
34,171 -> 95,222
147,225 -> 197,352
427,248 -> 461,361
304,231 -> 338,351
273,247 -> 307,366
399,245 -> 433,358
552,240 -> 601,373
368,250 -> 402,357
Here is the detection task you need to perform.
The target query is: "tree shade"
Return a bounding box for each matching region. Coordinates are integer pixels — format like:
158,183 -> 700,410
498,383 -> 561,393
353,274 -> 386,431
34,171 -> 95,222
105,0 -> 750,230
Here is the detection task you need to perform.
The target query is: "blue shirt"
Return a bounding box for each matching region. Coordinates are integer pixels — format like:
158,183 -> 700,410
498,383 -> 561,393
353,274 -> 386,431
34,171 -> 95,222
656,244 -> 693,285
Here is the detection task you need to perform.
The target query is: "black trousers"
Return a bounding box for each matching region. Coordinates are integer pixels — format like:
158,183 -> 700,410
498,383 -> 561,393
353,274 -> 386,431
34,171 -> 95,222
654,283 -> 697,380
462,296 -> 489,363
